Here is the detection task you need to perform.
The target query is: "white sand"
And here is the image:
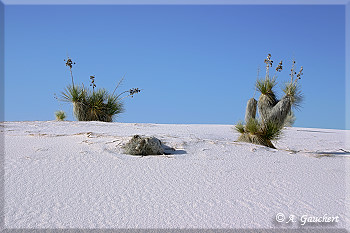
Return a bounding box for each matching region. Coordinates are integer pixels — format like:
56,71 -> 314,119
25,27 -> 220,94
2,121 -> 350,230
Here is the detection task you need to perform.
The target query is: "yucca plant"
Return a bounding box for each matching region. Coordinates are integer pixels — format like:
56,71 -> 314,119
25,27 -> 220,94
55,110 -> 66,121
235,54 -> 303,148
60,57 -> 140,122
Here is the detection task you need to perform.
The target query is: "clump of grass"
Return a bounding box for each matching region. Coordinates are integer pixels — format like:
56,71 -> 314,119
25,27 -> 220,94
236,119 -> 281,149
260,120 -> 283,141
245,118 -> 260,134
55,110 -> 66,121
62,86 -> 126,122
235,54 -> 304,149
60,57 -> 140,122
235,121 -> 245,134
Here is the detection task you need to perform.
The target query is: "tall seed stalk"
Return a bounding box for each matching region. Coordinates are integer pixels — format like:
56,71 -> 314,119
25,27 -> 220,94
64,57 -> 76,88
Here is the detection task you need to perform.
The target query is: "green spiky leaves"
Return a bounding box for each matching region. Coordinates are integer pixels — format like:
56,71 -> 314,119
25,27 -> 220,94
256,77 -> 277,96
61,86 -> 124,122
245,118 -> 260,134
235,118 -> 282,149
235,121 -> 245,134
55,110 -> 66,121
283,82 -> 303,109
256,77 -> 278,107
260,120 -> 283,141
61,85 -> 87,103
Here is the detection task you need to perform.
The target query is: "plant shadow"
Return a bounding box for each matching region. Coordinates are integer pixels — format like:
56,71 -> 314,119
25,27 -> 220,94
296,129 -> 334,133
314,150 -> 350,158
163,145 -> 187,155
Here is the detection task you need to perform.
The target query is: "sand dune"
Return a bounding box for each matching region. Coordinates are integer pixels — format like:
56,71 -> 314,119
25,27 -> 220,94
2,121 -> 350,230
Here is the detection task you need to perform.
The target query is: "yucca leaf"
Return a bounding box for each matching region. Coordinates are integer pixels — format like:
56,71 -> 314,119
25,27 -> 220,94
235,121 -> 245,134
245,118 -> 260,134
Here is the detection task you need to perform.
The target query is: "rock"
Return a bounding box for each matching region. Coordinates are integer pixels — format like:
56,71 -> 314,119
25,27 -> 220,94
123,135 -> 165,156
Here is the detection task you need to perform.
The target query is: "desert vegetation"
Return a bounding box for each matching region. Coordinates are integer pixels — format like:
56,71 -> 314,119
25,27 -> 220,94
60,57 -> 140,122
54,110 -> 66,121
236,54 -> 303,148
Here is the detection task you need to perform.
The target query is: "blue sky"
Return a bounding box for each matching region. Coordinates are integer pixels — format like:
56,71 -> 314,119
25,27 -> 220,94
4,5 -> 346,129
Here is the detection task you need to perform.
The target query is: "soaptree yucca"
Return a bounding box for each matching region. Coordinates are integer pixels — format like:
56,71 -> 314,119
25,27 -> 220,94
60,57 -> 140,122
236,54 -> 303,148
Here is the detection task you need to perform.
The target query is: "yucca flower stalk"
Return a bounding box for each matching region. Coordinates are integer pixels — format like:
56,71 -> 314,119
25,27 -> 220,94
264,53 -> 273,78
283,63 -> 303,109
116,88 -> 141,100
90,75 -> 96,93
64,57 -> 76,88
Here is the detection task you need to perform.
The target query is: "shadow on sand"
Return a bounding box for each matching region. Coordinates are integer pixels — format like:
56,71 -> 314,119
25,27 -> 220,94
163,145 -> 187,155
314,150 -> 350,158
296,129 -> 335,133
